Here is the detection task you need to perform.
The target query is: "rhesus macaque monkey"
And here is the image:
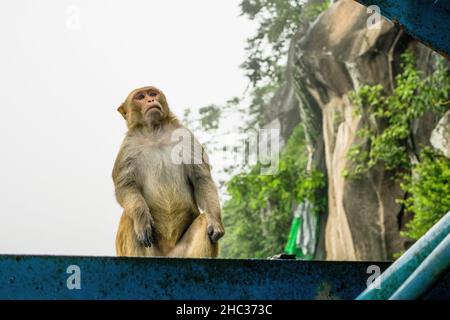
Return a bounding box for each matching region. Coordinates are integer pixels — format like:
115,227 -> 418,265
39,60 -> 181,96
113,86 -> 224,257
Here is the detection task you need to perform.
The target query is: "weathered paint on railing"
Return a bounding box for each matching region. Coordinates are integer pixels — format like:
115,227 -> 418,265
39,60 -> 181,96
0,255 -> 448,300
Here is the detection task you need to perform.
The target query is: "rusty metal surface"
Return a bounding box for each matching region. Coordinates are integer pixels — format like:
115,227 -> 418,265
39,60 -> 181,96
355,0 -> 450,58
0,255 -> 448,300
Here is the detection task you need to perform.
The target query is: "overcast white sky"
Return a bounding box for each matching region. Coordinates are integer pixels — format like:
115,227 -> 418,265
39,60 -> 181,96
0,0 -> 256,256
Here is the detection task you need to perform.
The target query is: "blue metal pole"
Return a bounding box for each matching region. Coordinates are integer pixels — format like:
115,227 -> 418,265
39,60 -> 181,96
356,211 -> 450,300
389,233 -> 450,300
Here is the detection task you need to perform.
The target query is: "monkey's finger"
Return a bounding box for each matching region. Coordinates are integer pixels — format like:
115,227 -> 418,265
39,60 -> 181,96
145,230 -> 154,247
137,232 -> 151,247
143,237 -> 152,247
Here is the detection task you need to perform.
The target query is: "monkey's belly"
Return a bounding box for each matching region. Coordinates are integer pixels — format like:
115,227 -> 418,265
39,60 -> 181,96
139,159 -> 198,247
143,184 -> 196,218
140,162 -> 195,213
137,146 -> 199,247
144,179 -> 197,251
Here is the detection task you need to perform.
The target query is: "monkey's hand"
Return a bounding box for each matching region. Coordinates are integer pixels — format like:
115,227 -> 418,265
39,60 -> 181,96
206,216 -> 225,243
133,212 -> 155,248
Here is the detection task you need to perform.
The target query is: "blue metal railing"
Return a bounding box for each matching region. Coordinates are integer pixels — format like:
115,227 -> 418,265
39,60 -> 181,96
0,254 -> 448,300
357,212 -> 450,300
355,0 -> 450,58
390,233 -> 450,300
0,256 -> 389,300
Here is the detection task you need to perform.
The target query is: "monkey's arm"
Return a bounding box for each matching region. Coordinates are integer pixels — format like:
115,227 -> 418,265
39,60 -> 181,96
113,148 -> 154,247
188,144 -> 225,243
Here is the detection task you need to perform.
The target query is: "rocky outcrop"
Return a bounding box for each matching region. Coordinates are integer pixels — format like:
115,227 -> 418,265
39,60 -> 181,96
264,0 -> 447,260
262,80 -> 300,150
431,110 -> 450,158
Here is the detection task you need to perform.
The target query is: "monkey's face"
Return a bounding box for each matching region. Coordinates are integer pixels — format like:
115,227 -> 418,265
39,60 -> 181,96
118,86 -> 170,128
133,88 -> 165,122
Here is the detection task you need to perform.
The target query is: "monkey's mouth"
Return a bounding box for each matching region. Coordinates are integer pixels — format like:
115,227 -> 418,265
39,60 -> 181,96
145,104 -> 162,114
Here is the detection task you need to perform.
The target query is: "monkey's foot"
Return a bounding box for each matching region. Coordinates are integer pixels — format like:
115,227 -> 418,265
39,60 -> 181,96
206,216 -> 225,243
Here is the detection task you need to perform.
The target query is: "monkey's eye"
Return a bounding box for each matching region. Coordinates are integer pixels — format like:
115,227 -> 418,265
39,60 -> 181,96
149,92 -> 158,97
135,93 -> 145,100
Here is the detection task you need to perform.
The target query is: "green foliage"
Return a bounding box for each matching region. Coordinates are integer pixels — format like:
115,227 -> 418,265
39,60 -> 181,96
400,148 -> 450,240
221,124 -> 326,258
303,0 -> 332,21
240,0 -> 331,87
332,110 -> 344,128
246,81 -> 281,128
342,145 -> 369,179
198,105 -> 221,130
346,51 -> 450,242
240,0 -> 303,86
347,51 -> 450,177
220,1 -> 332,258
240,0 -> 332,128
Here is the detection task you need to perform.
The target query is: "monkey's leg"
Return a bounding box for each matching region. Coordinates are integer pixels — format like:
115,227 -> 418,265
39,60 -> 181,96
116,213 -> 159,257
168,213 -> 219,258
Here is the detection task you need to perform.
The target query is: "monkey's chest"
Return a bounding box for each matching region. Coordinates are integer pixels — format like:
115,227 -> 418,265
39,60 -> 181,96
136,148 -> 195,215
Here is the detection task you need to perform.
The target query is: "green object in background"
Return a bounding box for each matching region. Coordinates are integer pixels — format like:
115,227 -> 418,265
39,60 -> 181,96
285,216 -> 301,255
284,216 -> 314,260
297,248 -> 314,261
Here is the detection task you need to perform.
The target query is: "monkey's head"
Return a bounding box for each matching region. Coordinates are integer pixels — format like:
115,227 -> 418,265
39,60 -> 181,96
118,86 -> 174,129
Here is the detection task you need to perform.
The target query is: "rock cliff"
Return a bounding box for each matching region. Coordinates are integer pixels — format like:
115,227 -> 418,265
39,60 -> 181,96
263,0 -> 448,260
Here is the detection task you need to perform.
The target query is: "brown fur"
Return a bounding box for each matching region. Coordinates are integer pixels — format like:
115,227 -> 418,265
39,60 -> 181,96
113,86 -> 224,257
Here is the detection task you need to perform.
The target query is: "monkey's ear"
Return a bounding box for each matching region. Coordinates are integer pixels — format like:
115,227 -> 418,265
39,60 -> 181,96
117,104 -> 127,119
